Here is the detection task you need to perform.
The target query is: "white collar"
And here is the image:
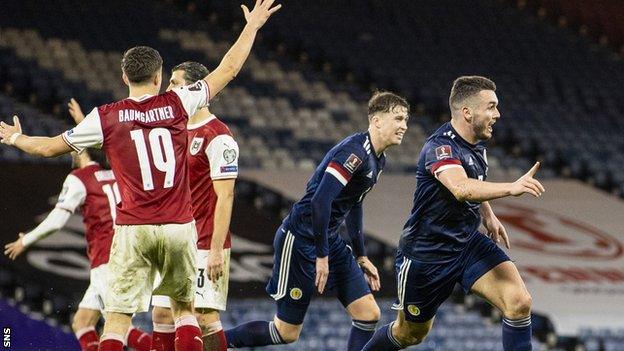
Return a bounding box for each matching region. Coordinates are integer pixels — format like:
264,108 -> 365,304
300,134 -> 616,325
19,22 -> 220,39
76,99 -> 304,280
127,94 -> 154,102
187,114 -> 216,130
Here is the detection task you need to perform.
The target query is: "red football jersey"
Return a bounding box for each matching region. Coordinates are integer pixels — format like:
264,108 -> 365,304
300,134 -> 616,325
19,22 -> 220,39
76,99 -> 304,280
62,81 -> 211,225
57,163 -> 117,268
187,115 -> 239,249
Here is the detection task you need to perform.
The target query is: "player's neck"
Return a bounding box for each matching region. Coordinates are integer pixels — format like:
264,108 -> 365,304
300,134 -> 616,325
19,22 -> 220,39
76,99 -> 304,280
128,85 -> 159,99
450,118 -> 478,145
188,108 -> 212,125
368,128 -> 386,157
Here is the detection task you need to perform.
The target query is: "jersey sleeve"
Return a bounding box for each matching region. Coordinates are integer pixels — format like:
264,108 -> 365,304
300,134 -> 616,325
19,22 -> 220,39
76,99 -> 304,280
324,145 -> 367,186
206,134 -> 239,180
55,174 -> 87,213
172,80 -> 211,117
425,138 -> 463,179
62,108 -> 104,152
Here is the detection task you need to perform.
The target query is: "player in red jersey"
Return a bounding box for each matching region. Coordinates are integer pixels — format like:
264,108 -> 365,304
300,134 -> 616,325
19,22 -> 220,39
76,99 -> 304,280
4,111 -> 152,351
0,2 -> 281,350
149,61 -> 239,351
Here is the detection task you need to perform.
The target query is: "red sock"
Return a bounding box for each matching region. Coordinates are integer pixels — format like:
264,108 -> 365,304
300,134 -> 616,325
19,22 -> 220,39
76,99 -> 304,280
76,327 -> 99,351
174,316 -> 203,351
126,326 -> 152,351
98,334 -> 124,351
151,323 -> 176,351
203,330 -> 227,351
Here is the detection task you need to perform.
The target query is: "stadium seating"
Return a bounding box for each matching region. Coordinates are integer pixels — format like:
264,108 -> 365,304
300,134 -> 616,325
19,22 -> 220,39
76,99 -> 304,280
186,0 -> 624,196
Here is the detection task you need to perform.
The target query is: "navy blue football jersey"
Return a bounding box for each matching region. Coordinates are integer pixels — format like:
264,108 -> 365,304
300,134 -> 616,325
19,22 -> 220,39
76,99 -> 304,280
400,122 -> 489,262
285,132 -> 385,241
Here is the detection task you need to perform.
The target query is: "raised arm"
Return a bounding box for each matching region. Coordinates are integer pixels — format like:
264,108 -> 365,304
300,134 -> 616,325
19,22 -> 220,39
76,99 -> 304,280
4,174 -> 86,259
204,0 -> 281,96
0,116 -> 72,157
437,162 -> 545,203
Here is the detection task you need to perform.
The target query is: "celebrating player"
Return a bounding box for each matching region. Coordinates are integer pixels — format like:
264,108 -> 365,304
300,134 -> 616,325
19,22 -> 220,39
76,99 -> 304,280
225,92 -> 410,351
0,2 -> 280,350
66,62 -> 240,351
3,149 -> 151,351
363,76 -> 544,351
149,61 -> 239,351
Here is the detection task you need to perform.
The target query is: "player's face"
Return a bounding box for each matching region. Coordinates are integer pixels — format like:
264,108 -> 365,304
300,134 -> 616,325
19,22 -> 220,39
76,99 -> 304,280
377,105 -> 409,146
166,70 -> 188,91
470,90 -> 500,141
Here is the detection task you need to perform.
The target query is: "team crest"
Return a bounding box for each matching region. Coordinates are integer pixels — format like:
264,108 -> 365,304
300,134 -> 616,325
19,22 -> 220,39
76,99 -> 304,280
343,154 -> 362,173
223,148 -> 237,164
190,137 -> 204,155
290,288 -> 303,300
435,145 -> 452,160
407,305 -> 421,316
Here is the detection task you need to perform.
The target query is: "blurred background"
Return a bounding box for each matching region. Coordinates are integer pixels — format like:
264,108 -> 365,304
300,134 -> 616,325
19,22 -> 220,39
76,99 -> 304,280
1,0 -> 623,350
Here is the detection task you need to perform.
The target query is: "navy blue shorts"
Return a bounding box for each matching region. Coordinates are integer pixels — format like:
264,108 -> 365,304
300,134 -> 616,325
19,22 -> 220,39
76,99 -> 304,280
266,225 -> 371,325
392,232 -> 510,323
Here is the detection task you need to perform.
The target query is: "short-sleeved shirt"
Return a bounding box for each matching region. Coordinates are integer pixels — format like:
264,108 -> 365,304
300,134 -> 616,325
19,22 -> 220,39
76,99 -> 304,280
399,122 -> 489,262
56,163 -> 117,268
285,132 -> 385,242
61,80 -> 211,225
187,115 -> 239,250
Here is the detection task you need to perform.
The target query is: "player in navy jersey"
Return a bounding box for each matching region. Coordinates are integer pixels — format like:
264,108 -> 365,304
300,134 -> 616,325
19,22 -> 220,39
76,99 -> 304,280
363,76 -> 545,351
225,92 -> 410,351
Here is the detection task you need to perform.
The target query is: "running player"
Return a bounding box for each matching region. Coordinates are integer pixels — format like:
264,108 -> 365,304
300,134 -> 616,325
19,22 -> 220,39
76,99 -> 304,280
0,2 -> 280,350
225,91 -> 410,351
363,76 -> 544,351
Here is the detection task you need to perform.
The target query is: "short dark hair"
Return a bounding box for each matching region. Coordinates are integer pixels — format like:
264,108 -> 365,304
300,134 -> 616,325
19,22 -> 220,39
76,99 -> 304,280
172,61 -> 210,85
87,149 -> 110,168
449,76 -> 496,110
367,91 -> 410,119
121,46 -> 163,84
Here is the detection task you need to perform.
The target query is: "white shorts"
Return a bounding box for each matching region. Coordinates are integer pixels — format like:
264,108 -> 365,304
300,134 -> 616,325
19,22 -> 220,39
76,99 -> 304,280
78,264 -> 109,311
105,222 -> 198,314
152,248 -> 230,311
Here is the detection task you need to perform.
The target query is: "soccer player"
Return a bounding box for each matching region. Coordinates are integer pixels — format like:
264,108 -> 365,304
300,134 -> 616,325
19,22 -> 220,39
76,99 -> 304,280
4,104 -> 152,351
66,62 -> 239,351
225,92 -> 410,351
362,76 -> 545,351
3,149 -> 152,351
149,61 -> 239,351
0,2 -> 280,350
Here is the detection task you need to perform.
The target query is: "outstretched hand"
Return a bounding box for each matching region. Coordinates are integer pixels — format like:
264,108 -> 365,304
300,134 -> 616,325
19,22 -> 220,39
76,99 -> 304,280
67,98 -> 85,124
510,162 -> 545,197
0,116 -> 22,145
315,256 -> 329,294
4,233 -> 26,260
482,213 -> 510,249
241,0 -> 282,31
357,256 -> 381,291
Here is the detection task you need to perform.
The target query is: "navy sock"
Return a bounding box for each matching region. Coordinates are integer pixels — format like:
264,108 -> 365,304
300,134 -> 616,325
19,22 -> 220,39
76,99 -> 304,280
225,320 -> 284,348
502,316 -> 532,351
361,322 -> 403,351
347,320 -> 378,351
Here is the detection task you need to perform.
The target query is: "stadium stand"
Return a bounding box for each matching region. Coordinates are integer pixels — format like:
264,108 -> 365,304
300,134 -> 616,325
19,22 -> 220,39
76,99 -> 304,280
1,1 -> 623,350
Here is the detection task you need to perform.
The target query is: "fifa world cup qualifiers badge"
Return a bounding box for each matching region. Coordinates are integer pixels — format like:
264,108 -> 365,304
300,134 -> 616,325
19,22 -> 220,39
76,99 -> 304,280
435,145 -> 453,160
343,154 -> 362,173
